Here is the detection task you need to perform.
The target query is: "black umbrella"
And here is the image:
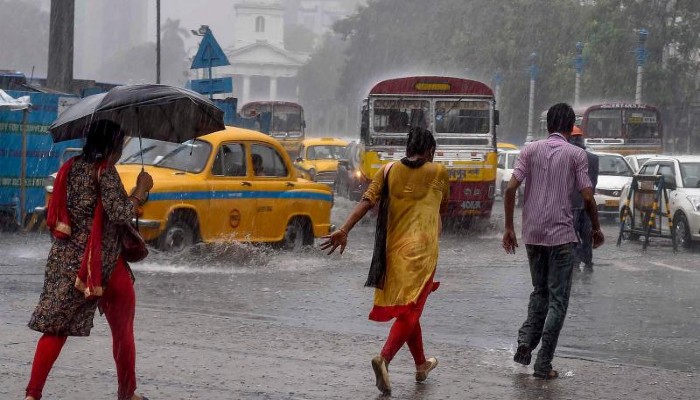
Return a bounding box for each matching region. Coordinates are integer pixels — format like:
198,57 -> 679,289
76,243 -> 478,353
49,84 -> 225,144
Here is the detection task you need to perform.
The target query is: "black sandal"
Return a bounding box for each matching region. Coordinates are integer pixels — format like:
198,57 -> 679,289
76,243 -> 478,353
513,344 -> 532,366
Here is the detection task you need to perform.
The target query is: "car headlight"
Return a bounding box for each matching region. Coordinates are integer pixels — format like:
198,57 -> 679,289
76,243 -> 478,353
687,195 -> 700,212
44,175 -> 55,194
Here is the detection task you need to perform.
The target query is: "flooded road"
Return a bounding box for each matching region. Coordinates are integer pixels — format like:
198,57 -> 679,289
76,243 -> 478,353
1,197 -> 699,398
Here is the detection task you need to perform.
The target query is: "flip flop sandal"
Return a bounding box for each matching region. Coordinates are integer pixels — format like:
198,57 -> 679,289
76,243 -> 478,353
415,357 -> 438,382
371,355 -> 391,395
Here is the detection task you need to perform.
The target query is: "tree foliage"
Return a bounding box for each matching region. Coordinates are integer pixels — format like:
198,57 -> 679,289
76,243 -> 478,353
298,0 -> 700,146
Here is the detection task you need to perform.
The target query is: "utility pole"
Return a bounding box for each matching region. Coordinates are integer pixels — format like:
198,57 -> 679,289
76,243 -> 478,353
47,0 -> 75,92
635,29 -> 648,105
526,52 -> 539,142
156,0 -> 161,84
574,42 -> 584,108
492,70 -> 504,108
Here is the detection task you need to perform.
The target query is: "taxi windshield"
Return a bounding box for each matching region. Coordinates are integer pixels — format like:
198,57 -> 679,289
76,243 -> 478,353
435,100 -> 490,134
155,140 -> 212,173
119,138 -> 179,166
306,145 -> 345,160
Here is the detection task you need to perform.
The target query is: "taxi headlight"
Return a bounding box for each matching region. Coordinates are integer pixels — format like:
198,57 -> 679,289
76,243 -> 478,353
687,195 -> 700,212
44,175 -> 55,194
354,170 -> 362,178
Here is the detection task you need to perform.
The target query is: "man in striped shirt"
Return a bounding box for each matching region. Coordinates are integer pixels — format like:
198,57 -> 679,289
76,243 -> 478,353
502,103 -> 604,380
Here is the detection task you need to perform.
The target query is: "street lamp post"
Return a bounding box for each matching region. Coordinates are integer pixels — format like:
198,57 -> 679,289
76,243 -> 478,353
526,52 -> 539,142
635,29 -> 648,105
492,70 -> 504,108
156,0 -> 161,84
574,42 -> 584,108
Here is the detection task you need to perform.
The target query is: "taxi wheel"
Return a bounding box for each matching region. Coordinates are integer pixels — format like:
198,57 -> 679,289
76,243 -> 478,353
282,218 -> 312,251
673,213 -> 692,249
158,220 -> 194,252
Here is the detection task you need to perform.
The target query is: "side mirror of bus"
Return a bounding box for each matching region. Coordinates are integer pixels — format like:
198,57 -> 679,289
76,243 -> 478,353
494,110 -> 500,126
302,120 -> 307,128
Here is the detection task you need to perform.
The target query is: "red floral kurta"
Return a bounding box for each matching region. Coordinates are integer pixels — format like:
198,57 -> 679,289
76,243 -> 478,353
28,159 -> 135,336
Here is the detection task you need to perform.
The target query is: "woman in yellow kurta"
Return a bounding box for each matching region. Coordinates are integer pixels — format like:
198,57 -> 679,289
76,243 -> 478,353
321,127 -> 449,395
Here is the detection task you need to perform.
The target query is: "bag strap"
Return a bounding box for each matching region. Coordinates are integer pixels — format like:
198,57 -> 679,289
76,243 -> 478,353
383,162 -> 395,180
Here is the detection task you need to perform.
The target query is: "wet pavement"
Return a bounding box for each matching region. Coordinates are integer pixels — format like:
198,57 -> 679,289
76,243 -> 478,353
1,197 -> 699,399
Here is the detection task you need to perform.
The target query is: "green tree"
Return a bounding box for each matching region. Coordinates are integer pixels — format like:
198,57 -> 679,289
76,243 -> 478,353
285,24 -> 317,53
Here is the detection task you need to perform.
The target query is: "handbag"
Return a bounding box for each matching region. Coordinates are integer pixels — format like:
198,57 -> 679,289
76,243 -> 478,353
121,220 -> 148,263
365,162 -> 394,289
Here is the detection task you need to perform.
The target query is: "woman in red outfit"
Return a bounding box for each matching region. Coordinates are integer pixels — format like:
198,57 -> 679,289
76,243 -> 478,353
25,120 -> 152,400
321,128 -> 448,395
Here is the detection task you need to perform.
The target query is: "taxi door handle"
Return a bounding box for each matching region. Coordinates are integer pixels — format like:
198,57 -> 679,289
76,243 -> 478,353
240,181 -> 252,187
286,182 -> 295,188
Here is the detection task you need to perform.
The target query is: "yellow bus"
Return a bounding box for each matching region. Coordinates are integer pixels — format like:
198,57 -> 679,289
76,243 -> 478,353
357,76 -> 499,224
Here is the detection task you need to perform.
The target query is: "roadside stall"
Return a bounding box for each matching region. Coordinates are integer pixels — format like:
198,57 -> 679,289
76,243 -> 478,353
0,89 -> 31,230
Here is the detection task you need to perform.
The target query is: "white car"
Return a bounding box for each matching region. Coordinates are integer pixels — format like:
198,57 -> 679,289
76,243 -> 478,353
619,156 -> 700,248
593,152 -> 635,220
496,149 -> 523,204
624,153 -> 659,173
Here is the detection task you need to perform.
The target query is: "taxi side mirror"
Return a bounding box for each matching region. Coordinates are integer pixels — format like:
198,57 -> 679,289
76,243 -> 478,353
295,157 -> 303,163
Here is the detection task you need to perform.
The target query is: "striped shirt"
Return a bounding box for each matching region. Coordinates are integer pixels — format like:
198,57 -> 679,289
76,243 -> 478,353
511,133 -> 592,246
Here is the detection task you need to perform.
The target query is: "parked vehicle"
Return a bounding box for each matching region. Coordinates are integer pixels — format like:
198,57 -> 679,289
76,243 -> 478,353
293,137 -> 348,186
116,127 -> 334,252
619,155 -> 700,248
335,141 -> 366,201
496,149 -> 523,204
594,152 -> 635,220
625,153 -> 659,172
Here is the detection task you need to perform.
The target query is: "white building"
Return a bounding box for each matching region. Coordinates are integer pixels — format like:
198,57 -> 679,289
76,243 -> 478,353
217,0 -> 308,104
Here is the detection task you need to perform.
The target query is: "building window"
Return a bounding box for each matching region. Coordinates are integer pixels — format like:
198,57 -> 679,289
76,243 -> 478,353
255,16 -> 265,33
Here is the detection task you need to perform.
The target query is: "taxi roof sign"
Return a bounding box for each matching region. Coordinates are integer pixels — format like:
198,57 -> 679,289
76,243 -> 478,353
190,29 -> 230,69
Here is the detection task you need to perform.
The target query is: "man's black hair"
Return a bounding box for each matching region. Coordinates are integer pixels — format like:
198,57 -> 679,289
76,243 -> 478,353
547,103 -> 576,134
406,127 -> 436,157
82,120 -> 126,162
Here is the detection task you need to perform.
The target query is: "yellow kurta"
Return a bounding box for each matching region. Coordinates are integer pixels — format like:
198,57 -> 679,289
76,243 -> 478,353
362,161 -> 449,319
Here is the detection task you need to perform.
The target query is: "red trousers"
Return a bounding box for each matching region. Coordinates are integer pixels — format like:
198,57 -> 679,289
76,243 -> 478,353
380,312 -> 427,366
26,260 -> 137,400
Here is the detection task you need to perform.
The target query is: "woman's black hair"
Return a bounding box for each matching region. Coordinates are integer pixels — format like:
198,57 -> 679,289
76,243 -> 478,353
82,120 -> 126,162
546,103 -> 576,134
406,127 -> 436,157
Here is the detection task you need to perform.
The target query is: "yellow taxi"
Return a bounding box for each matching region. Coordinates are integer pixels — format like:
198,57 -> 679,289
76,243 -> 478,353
293,137 -> 348,186
497,142 -> 519,151
116,127 -> 334,252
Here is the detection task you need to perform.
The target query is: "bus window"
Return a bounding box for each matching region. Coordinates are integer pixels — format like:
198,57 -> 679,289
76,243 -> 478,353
435,101 -> 490,134
625,109 -> 660,140
587,109 -> 622,138
372,99 -> 429,133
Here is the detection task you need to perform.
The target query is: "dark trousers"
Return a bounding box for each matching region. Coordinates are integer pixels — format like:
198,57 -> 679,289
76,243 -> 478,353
518,243 -> 575,374
572,208 -> 593,267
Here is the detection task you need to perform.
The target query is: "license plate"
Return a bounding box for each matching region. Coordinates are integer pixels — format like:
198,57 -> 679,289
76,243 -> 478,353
605,199 -> 619,207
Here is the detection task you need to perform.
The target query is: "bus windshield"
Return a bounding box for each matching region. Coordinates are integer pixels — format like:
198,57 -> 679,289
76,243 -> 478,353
435,100 -> 490,134
373,99 -> 429,133
586,109 -> 622,138
625,109 -> 660,140
272,104 -> 304,133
